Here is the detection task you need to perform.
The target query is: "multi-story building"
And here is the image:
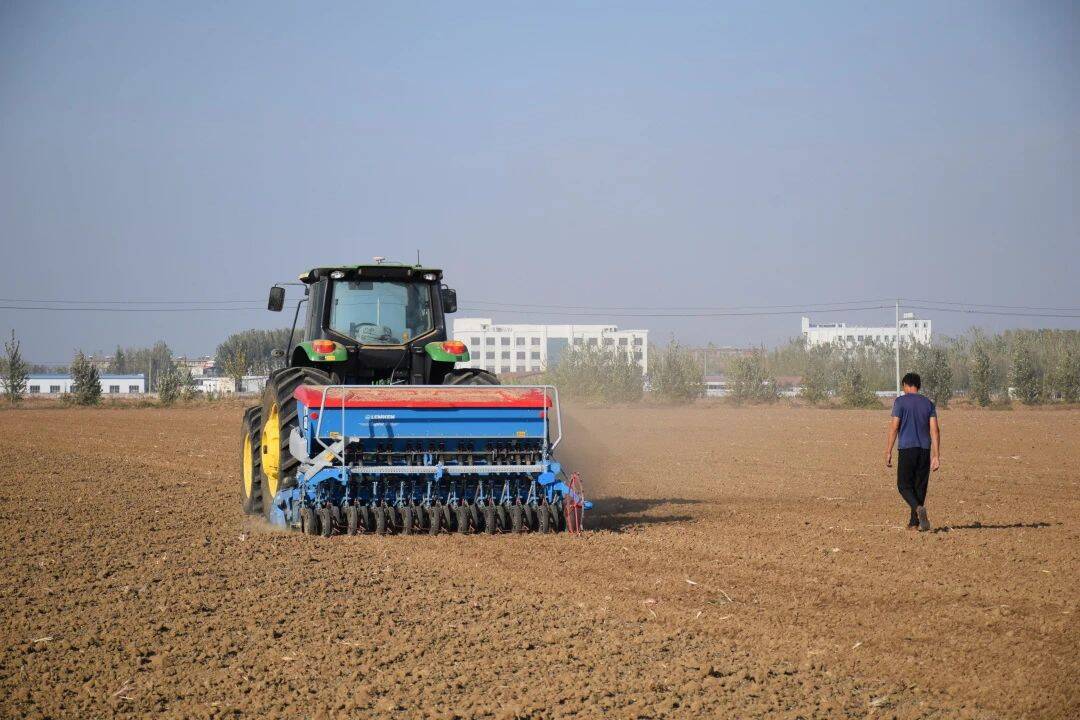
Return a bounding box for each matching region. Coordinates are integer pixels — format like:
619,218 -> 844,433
452,318 -> 648,376
801,313 -> 931,348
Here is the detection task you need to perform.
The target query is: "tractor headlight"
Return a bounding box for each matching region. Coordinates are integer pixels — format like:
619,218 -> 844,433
423,272 -> 437,281
330,270 -> 346,279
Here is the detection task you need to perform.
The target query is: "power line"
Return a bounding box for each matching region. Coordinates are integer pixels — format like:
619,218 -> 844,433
0,297 -> 267,305
901,304 -> 1080,319
901,298 -> 1080,312
463,298 -> 895,311
457,305 -> 896,318
0,304 -> 299,312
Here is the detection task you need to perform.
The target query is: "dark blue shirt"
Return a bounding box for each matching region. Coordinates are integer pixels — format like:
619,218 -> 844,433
891,392 -> 936,450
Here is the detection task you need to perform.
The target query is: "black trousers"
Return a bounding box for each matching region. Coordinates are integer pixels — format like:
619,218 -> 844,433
897,447 -> 931,526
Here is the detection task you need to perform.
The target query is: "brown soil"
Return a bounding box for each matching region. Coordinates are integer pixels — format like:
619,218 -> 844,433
1,404 -> 1077,719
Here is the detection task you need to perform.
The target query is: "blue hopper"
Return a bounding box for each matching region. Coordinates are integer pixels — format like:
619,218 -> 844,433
265,384 -> 588,535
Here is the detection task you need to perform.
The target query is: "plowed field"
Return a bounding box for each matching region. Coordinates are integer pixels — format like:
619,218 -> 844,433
2,404 -> 1077,719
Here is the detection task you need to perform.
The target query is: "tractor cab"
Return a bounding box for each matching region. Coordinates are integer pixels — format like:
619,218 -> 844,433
266,261 -> 486,386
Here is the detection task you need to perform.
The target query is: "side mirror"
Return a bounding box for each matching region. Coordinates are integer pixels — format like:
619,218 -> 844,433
440,286 -> 458,314
268,286 -> 285,312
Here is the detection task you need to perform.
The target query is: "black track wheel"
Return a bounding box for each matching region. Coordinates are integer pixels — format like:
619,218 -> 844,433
537,502 -> 551,533
428,505 -> 443,535
401,505 -> 414,535
442,368 -> 500,386
454,504 -> 471,534
301,507 -> 319,536
482,504 -> 496,534
510,504 -> 524,533
345,505 -> 359,535
240,406 -> 263,515
258,366 -> 333,520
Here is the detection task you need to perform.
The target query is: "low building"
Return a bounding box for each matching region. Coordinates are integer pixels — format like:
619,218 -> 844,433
453,318 -> 648,376
774,375 -> 804,398
15,373 -> 147,395
703,375 -> 728,397
801,312 -> 931,348
176,356 -> 216,377
192,375 -> 267,395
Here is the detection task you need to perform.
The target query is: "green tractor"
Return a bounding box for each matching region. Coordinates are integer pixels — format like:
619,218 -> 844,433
240,260 -> 498,517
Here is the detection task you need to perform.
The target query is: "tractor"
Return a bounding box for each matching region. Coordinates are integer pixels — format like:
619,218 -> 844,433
239,260 -> 586,535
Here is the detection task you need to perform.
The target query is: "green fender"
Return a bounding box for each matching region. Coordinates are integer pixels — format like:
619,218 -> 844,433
425,341 -> 470,363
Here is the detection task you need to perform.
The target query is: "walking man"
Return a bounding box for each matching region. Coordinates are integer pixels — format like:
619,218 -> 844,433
884,372 -> 941,531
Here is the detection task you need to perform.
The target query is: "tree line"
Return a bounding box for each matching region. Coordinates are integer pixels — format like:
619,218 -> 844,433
535,329 -> 1079,408
4,327 -> 1077,408
539,340 -> 705,404
725,329 -> 1080,407
1,328 -> 294,406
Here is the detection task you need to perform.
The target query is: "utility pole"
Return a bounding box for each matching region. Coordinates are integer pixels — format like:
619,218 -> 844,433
895,299 -> 901,396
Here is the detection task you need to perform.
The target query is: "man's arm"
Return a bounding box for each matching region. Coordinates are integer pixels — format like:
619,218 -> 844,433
884,417 -> 900,467
929,416 -> 941,471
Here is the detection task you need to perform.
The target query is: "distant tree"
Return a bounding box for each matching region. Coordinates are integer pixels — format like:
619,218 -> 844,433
157,363 -> 180,405
70,351 -> 102,405
107,346 -> 129,374
27,363 -> 65,374
1010,336 -> 1043,405
125,341 -> 173,392
221,347 -> 249,393
969,340 -> 993,406
178,364 -> 198,401
838,360 -> 877,408
1046,351 -> 1080,403
648,340 -> 705,403
911,344 -> 953,408
799,345 -> 833,405
546,345 -> 643,404
2,330 -> 29,405
157,360 -> 197,404
728,349 -> 777,404
216,329 -> 292,376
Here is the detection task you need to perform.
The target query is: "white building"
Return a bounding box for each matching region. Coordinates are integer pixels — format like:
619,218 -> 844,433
15,373 -> 147,395
453,318 -> 648,376
802,313 -> 931,348
192,375 -> 267,395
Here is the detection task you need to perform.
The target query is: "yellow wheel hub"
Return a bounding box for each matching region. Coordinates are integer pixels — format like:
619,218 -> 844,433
242,433 -> 254,498
261,403 -> 280,497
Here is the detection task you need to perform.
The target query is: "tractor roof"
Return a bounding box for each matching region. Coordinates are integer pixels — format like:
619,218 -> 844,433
299,264 -> 443,283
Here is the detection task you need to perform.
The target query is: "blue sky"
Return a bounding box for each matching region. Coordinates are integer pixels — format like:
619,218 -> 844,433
1,1 -> 1077,361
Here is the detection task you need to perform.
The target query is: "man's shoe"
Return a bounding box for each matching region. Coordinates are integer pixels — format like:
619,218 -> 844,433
916,506 -> 931,532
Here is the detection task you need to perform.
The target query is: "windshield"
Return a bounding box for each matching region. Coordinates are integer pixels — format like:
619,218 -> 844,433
328,280 -> 434,345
